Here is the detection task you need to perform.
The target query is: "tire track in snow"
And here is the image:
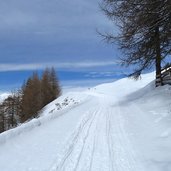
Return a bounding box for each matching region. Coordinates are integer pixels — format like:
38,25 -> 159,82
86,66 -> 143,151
49,105 -> 101,171
48,110 -> 93,171
89,98 -> 113,171
109,101 -> 145,171
73,107 -> 101,171
106,107 -> 115,171
77,99 -> 111,171
49,94 -> 146,171
100,96 -> 145,171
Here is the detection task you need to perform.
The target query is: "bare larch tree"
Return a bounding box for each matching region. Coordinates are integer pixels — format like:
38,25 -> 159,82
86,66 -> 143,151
101,0 -> 171,86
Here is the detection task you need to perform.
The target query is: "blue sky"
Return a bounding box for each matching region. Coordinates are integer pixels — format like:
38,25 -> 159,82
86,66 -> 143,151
0,0 -> 125,92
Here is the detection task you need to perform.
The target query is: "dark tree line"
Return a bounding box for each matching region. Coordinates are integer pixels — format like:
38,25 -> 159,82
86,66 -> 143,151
101,0 -> 171,86
0,92 -> 21,132
0,68 -> 61,133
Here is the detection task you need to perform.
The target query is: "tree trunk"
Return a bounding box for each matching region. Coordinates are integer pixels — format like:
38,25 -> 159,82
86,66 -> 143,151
155,26 -> 162,87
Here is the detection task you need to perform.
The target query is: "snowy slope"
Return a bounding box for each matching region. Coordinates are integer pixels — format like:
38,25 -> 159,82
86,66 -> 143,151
0,72 -> 171,171
0,92 -> 10,103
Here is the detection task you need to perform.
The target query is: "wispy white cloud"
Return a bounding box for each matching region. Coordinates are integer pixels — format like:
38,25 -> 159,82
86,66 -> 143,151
84,71 -> 124,78
0,61 -> 117,72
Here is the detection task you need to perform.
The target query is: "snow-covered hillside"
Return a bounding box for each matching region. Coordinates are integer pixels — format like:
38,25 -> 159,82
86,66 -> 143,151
0,72 -> 171,171
0,93 -> 10,103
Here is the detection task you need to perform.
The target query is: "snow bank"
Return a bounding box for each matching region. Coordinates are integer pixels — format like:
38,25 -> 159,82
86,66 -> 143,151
0,92 -> 10,103
120,84 -> 171,171
91,72 -> 155,98
0,92 -> 90,145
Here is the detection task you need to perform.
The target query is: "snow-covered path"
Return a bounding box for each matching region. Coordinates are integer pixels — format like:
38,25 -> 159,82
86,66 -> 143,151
1,72 -> 171,171
49,94 -> 145,171
0,92 -> 145,171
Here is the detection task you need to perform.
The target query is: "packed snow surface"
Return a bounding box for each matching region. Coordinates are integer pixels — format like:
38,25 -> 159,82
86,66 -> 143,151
0,72 -> 171,171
